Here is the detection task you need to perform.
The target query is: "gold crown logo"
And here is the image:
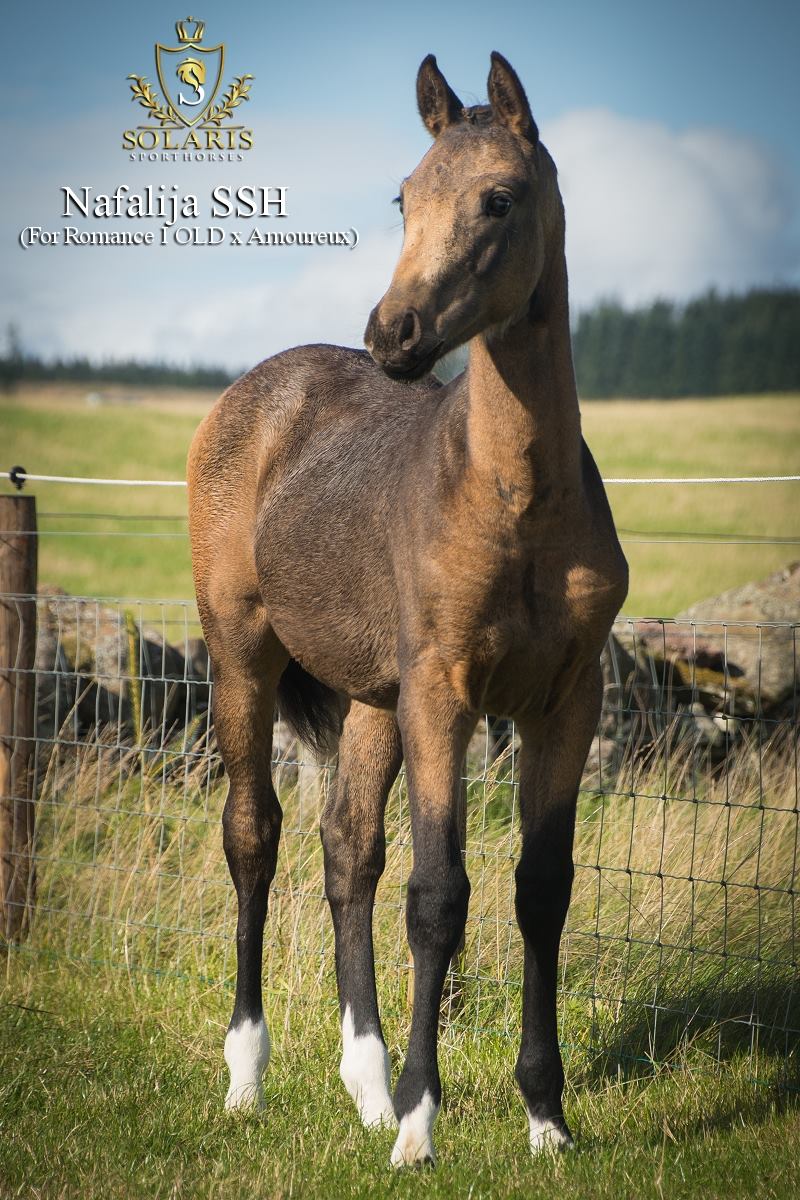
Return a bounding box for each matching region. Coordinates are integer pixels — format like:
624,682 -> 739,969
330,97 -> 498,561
175,16 -> 205,43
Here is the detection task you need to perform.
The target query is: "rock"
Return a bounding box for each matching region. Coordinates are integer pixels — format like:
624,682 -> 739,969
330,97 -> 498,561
688,700 -> 726,749
591,565 -> 799,773
34,589 -> 78,744
35,588 -> 127,737
675,562 -> 800,710
630,621 -> 751,715
600,632 -> 637,734
135,630 -> 191,734
186,637 -> 211,682
35,589 -> 199,743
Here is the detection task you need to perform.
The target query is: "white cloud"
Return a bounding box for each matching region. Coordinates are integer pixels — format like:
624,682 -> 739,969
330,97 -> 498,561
40,227 -> 403,368
3,107 -> 797,368
544,108 -> 798,309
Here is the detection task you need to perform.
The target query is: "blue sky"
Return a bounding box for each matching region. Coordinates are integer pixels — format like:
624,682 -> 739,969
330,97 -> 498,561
2,0 -> 798,368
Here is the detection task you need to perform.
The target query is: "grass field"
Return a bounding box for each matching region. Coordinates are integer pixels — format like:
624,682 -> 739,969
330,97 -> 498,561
1,733 -> 798,1197
2,957 -> 798,1200
1,382 -> 799,1196
1,384 -> 798,614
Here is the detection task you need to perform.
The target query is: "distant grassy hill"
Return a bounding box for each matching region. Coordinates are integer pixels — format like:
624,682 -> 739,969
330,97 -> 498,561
1,383 -> 798,615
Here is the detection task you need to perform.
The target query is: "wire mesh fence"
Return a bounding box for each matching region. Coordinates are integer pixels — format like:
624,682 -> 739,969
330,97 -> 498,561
1,589 -> 798,1086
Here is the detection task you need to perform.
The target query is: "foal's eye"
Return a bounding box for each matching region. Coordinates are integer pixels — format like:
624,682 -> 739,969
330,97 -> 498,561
486,192 -> 513,217
392,195 -> 404,216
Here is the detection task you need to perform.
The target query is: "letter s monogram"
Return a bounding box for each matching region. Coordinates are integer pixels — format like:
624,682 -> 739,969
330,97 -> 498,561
176,58 -> 206,106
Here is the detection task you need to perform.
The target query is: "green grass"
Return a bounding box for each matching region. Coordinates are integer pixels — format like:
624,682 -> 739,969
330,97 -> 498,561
1,382 -> 798,1194
583,396 -> 800,614
1,734 -> 798,1197
2,956 -> 798,1199
2,386 -> 798,614
0,386 -> 207,602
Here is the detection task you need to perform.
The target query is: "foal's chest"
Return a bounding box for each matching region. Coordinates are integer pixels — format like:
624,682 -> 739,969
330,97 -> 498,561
433,543 -> 615,719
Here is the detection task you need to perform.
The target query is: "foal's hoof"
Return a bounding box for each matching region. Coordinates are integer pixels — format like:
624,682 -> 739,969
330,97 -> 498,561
390,1092 -> 439,1168
224,1017 -> 270,1112
224,1082 -> 265,1111
340,1007 -> 397,1130
359,1100 -> 397,1130
390,1138 -> 436,1169
528,1115 -> 574,1154
346,1083 -> 395,1131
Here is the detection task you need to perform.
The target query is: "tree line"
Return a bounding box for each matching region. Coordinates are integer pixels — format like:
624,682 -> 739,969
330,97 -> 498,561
2,287 -> 798,397
571,287 -> 800,398
0,326 -> 236,392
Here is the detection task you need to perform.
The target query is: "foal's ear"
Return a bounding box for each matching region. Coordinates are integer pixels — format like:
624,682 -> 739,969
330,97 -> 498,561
416,54 -> 463,138
487,51 -> 539,146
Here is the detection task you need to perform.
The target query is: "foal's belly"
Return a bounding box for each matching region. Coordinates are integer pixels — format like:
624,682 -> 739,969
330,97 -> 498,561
254,420 -> 618,716
255,495 -> 403,706
258,509 -> 614,716
258,560 -> 403,706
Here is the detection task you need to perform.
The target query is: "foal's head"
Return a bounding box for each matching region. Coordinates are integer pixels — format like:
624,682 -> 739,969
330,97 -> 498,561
365,52 -> 563,382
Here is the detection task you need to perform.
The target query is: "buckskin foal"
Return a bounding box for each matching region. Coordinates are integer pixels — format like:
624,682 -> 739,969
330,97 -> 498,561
188,52 -> 627,1166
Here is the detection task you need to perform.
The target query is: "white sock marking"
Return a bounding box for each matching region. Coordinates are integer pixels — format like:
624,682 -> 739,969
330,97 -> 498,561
527,1112 -> 574,1153
340,1004 -> 395,1128
390,1090 -> 439,1167
224,1016 -> 270,1110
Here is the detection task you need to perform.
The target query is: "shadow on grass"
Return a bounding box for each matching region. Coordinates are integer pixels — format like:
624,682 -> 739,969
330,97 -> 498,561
574,1080 -> 799,1155
574,967 -> 800,1092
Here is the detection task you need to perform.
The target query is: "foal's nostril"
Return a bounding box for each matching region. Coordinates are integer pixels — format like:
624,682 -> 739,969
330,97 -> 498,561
398,309 -> 421,351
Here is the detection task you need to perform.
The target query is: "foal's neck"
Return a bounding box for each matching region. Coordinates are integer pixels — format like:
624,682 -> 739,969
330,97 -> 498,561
465,252 -> 583,512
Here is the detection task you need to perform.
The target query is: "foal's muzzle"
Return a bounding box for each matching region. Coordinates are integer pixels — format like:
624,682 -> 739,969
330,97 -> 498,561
364,303 -> 443,381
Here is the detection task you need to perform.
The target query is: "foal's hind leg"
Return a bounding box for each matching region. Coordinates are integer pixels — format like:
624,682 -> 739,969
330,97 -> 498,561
320,702 -> 403,1128
202,599 -> 287,1110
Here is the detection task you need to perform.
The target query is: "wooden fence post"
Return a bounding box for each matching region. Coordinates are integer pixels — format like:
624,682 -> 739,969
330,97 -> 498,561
0,492 -> 38,941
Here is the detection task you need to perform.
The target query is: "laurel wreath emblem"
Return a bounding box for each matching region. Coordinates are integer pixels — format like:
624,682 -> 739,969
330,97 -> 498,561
127,75 -> 177,125
205,75 -> 254,126
127,72 -> 253,128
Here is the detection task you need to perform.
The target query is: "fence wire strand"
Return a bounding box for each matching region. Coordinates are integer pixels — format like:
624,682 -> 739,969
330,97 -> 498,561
7,468 -> 800,489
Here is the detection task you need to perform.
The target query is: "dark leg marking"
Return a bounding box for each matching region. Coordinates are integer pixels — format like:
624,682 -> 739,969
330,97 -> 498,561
515,666 -> 602,1151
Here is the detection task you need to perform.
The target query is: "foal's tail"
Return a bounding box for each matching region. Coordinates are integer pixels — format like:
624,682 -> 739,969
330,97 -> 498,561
276,659 -> 343,759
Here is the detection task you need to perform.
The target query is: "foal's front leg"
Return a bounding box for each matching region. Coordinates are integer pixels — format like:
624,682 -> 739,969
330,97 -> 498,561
391,672 -> 473,1166
515,666 -> 602,1152
320,702 -> 403,1128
